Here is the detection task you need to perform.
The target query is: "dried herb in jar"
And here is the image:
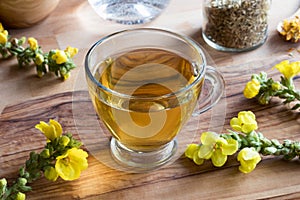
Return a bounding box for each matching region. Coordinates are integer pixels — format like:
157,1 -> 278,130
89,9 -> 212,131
202,0 -> 271,51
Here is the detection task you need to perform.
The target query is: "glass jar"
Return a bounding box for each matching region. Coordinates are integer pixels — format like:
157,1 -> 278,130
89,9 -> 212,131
202,0 -> 271,52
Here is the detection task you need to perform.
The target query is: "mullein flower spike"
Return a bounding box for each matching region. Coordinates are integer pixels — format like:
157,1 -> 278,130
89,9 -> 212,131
243,60 -> 300,110
0,22 -> 78,80
0,120 -> 88,200
186,111 -> 300,173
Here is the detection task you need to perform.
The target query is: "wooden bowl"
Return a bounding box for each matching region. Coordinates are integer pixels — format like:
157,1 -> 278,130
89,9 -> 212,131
0,0 -> 60,28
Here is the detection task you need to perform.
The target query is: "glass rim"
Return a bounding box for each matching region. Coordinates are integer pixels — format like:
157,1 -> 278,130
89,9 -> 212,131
84,28 -> 207,100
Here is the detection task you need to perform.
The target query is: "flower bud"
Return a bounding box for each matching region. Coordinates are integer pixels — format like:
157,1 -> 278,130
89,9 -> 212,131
271,139 -> 282,148
264,146 -> 277,154
62,72 -> 70,80
243,79 -> 261,99
15,192 -> 26,200
19,37 -> 26,45
11,38 -> 19,46
261,137 -> 272,146
271,81 -> 281,91
41,149 -> 50,158
37,70 -> 44,78
35,53 -> 44,66
44,166 -> 59,181
17,177 -> 27,186
283,139 -> 292,148
59,135 -> 70,147
237,147 -> 261,173
258,93 -> 270,105
0,178 -> 7,188
23,172 -> 30,179
28,37 -> 38,50
294,142 -> 300,151
19,166 -> 25,176
281,147 -> 290,155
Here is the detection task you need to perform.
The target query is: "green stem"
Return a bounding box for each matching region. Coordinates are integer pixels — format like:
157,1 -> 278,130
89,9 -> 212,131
222,130 -> 300,160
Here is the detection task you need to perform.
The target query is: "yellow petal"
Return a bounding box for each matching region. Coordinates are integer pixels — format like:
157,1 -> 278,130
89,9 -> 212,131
55,148 -> 88,181
243,79 -> 260,99
55,158 -> 81,181
35,121 -> 56,141
44,166 -> 59,181
241,123 -> 258,134
0,23 -> 4,31
230,117 -> 242,131
198,145 -> 213,159
67,148 -> 89,170
193,151 -> 204,165
211,149 -> 227,167
200,131 -> 219,145
239,164 -> 256,174
49,119 -> 63,138
222,139 -> 238,155
239,111 -> 256,120
185,144 -> 199,159
0,32 -> 7,44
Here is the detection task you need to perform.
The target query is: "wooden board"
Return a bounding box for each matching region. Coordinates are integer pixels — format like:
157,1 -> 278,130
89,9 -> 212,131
0,56 -> 300,199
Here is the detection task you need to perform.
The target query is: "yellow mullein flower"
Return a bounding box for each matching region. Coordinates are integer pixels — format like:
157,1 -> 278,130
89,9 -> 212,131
55,148 -> 88,181
44,166 -> 59,181
237,147 -> 261,173
64,46 -> 78,58
230,111 -> 258,134
35,119 -> 63,141
52,50 -> 68,64
243,78 -> 261,99
198,132 -> 238,167
273,60 -> 300,80
28,37 -> 38,50
35,53 -> 44,65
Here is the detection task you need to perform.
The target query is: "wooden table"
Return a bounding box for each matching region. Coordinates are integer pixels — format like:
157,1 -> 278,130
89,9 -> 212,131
1,0 -> 300,199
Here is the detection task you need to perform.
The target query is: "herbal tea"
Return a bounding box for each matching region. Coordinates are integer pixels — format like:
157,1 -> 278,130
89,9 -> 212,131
89,48 -> 203,151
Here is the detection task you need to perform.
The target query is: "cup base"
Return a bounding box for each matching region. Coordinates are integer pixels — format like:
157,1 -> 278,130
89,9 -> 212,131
110,138 -> 177,172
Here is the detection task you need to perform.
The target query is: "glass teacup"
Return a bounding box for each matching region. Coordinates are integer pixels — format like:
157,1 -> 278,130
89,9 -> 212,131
85,28 -> 224,172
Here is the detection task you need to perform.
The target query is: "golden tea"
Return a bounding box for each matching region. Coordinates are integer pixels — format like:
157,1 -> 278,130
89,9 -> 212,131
88,48 -> 203,151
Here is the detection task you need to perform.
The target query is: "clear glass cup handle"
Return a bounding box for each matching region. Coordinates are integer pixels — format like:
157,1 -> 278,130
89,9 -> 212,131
192,66 -> 225,116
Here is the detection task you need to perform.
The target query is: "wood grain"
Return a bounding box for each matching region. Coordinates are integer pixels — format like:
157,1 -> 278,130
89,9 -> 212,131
0,57 -> 299,199
0,0 -> 300,199
0,0 -> 300,114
